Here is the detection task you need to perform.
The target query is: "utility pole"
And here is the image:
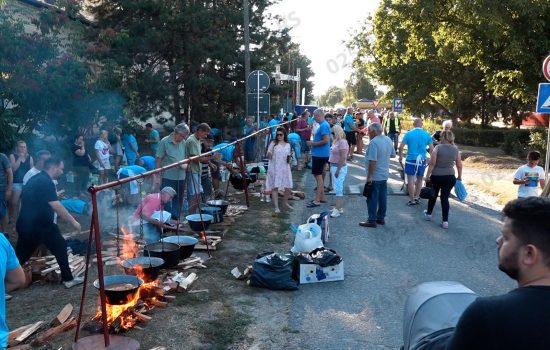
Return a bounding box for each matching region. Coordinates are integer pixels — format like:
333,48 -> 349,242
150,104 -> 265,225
243,0 -> 251,120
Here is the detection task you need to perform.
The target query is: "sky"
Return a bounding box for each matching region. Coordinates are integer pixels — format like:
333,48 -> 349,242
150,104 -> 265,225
267,0 -> 380,98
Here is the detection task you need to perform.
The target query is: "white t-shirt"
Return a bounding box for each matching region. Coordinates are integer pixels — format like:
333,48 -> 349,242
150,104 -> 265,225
514,164 -> 545,198
94,139 -> 111,169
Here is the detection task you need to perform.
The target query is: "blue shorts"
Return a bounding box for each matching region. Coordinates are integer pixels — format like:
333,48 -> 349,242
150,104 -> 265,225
405,159 -> 428,177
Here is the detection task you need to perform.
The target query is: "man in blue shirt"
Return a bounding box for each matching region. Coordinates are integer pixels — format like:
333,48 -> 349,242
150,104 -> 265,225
122,130 -> 140,165
0,234 -> 26,348
343,107 -> 357,160
145,123 -> 160,156
306,109 -> 331,207
398,118 -> 434,206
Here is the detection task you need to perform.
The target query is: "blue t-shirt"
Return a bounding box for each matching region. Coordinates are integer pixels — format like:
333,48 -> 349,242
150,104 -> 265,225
402,128 -> 433,161
343,113 -> 356,132
210,128 -> 220,137
148,129 -> 160,154
0,235 -> 20,348
213,143 -> 235,162
311,121 -> 331,157
118,165 -> 146,177
307,116 -> 314,125
122,134 -> 139,161
139,156 -> 156,171
288,132 -> 300,143
268,119 -> 280,139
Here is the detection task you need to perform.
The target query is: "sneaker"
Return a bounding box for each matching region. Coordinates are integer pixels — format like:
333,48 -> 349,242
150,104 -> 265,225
406,200 -> 418,206
338,208 -> 344,214
441,222 -> 449,229
64,276 -> 84,289
330,208 -> 341,218
423,210 -> 432,221
414,198 -> 421,204
5,294 -> 12,301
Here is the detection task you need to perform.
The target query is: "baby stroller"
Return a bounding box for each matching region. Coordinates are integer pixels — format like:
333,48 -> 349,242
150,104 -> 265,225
402,281 -> 478,350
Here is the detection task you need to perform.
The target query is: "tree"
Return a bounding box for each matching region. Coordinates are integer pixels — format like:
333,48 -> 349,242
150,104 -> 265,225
0,8 -> 97,150
319,86 -> 344,108
348,0 -> 550,126
85,0 -> 314,125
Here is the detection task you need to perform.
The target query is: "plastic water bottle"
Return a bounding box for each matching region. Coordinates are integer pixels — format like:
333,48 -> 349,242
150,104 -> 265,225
260,183 -> 265,202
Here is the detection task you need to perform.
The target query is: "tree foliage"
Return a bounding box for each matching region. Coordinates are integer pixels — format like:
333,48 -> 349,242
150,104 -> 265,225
348,0 -> 550,126
0,6 -> 103,151
318,86 -> 344,108
85,0 -> 314,125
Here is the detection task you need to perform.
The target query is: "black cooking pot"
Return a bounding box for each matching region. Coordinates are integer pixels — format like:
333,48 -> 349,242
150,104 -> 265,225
186,214 -> 213,232
160,235 -> 199,260
206,199 -> 229,215
120,257 -> 164,282
93,275 -> 143,305
143,242 -> 180,268
201,205 -> 223,224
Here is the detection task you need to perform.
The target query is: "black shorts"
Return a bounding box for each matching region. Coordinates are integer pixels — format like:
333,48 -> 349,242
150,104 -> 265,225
311,156 -> 329,176
345,131 -> 357,145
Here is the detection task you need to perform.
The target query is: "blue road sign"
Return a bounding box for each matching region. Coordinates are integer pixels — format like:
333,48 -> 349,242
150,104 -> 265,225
536,83 -> 550,113
393,97 -> 403,112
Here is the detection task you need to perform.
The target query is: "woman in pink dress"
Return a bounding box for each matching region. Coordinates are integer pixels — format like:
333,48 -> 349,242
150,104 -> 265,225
266,127 -> 293,213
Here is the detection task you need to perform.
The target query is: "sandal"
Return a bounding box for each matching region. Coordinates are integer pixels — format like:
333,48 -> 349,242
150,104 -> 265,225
306,202 -> 321,208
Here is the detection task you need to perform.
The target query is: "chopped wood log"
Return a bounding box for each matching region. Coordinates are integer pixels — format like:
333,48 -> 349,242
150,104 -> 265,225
161,295 -> 176,301
134,312 -> 152,322
243,266 -> 253,278
231,267 -> 242,279
40,266 -> 59,276
50,304 -> 73,326
11,321 -> 44,345
150,299 -> 167,308
187,289 -> 209,294
8,323 -> 34,344
31,318 -> 77,346
179,273 -> 198,290
194,244 -> 216,251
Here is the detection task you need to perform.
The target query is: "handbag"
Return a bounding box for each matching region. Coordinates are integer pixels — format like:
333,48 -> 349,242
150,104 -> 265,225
363,182 -> 374,198
419,186 -> 436,199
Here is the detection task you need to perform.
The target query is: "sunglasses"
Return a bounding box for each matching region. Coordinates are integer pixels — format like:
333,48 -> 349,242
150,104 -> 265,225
276,133 -> 284,136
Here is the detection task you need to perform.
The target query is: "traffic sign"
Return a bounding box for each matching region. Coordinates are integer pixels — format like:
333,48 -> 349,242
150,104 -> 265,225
247,93 -> 270,116
248,70 -> 270,93
542,55 -> 550,82
536,83 -> 550,113
393,97 -> 403,112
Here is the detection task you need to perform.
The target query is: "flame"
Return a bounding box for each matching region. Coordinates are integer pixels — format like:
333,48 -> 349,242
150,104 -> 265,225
94,280 -> 160,331
93,226 -> 163,331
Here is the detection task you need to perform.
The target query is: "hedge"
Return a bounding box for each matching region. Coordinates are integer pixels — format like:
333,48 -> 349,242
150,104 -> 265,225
453,128 -> 531,148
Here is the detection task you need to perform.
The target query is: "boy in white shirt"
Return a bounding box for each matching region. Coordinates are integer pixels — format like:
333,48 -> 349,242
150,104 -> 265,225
513,151 -> 546,198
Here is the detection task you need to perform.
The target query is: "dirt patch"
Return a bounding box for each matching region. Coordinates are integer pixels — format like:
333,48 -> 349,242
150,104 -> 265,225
6,175 -> 303,349
460,145 -> 523,170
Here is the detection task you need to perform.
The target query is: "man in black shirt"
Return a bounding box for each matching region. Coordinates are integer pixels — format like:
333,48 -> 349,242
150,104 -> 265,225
15,157 -> 84,288
446,197 -> 550,349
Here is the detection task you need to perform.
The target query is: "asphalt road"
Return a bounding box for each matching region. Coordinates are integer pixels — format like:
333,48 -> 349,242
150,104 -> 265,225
284,152 -> 514,350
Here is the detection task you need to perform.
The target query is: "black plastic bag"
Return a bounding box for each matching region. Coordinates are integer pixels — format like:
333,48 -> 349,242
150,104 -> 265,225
307,247 -> 342,267
249,252 -> 299,290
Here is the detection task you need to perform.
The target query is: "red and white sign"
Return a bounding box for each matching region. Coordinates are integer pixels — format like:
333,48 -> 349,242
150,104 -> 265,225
543,54 -> 550,82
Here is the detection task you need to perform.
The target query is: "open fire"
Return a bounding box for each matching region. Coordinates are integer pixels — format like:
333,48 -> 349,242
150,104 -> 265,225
90,226 -> 165,333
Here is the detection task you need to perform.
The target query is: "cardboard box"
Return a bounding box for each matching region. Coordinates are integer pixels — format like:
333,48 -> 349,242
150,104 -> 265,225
299,261 -> 344,284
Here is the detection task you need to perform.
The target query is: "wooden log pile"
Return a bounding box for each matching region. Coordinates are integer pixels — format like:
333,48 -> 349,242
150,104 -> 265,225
27,253 -> 88,282
8,304 -> 76,348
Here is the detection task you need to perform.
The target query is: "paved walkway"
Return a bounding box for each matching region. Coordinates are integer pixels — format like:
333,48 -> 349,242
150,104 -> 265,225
285,152 -> 514,349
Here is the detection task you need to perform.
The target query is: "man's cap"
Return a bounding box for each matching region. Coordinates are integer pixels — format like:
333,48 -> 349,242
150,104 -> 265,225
161,186 -> 177,196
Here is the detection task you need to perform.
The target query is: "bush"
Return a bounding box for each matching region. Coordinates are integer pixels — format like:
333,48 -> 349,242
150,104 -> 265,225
528,128 -> 548,166
500,129 -> 531,157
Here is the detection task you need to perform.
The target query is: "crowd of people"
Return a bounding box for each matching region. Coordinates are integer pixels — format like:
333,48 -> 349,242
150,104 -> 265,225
0,107 -> 549,349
